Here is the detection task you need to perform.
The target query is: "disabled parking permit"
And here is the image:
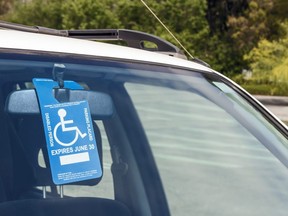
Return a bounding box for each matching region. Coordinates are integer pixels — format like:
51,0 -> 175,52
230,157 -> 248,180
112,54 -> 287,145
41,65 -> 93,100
33,78 -> 102,185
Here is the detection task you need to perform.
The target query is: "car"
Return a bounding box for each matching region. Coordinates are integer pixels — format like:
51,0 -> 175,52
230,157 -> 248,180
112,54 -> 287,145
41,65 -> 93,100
0,20 -> 288,216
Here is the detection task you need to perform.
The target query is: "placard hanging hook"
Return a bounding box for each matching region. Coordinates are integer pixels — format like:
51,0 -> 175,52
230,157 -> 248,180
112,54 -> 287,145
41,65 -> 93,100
52,63 -> 66,88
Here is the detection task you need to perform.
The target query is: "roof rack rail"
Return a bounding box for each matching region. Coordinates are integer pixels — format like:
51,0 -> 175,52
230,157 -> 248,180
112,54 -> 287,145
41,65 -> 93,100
0,20 -> 68,36
0,20 -> 188,59
68,29 -> 187,59
0,21 -> 214,67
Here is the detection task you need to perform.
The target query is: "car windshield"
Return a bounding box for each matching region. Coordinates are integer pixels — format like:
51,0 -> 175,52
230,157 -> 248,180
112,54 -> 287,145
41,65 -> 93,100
1,56 -> 288,216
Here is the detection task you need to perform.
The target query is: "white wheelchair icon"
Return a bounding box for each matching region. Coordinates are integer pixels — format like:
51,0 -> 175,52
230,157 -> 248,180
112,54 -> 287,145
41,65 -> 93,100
53,108 -> 87,147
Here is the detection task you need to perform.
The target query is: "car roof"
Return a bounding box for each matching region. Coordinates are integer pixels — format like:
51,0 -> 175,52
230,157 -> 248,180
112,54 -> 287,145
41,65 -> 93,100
0,29 -> 213,72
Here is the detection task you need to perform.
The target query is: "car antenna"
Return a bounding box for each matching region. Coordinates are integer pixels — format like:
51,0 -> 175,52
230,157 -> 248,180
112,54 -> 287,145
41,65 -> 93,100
140,0 -> 194,59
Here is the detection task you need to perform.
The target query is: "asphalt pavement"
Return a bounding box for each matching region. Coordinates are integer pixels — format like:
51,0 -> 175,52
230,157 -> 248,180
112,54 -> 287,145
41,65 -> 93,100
254,95 -> 288,122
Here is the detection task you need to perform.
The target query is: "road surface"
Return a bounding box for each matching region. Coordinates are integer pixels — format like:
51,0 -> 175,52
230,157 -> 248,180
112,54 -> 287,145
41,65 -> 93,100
254,95 -> 288,122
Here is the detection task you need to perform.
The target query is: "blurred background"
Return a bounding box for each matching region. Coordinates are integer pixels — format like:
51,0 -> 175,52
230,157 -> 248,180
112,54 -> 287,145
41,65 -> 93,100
0,0 -> 288,96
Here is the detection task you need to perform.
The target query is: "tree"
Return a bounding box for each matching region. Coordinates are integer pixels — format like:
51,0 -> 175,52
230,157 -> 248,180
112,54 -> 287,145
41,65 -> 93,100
272,0 -> 288,20
61,0 -> 121,29
227,0 -> 281,53
117,0 -> 211,60
4,0 -> 63,29
244,21 -> 288,95
3,0 -> 121,30
3,0 -> 287,76
205,0 -> 287,74
204,0 -> 250,73
206,0 -> 248,34
245,38 -> 287,80
0,0 -> 13,16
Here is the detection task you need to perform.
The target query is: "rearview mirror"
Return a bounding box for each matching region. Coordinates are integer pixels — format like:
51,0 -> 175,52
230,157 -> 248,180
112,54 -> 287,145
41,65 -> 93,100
5,89 -> 114,120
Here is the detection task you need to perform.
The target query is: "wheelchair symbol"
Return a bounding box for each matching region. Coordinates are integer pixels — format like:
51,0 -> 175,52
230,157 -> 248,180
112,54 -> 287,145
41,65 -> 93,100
53,109 -> 87,147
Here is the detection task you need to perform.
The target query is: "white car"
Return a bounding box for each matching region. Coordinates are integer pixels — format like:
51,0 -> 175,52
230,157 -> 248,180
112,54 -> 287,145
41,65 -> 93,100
0,21 -> 288,216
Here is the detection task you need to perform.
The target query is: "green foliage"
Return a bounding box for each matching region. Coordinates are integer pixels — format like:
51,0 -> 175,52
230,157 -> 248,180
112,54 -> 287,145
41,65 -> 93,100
227,0 -> 271,52
0,0 -> 13,16
116,0 -> 155,32
4,0 -> 121,29
206,0 -> 249,34
270,55 -> 288,95
240,22 -> 288,95
0,0 -> 253,74
223,0 -> 286,76
245,38 -> 288,80
273,58 -> 288,82
242,84 -> 275,95
232,74 -> 288,96
272,0 -> 288,20
1,0 -> 288,81
62,0 -> 121,29
235,81 -> 288,96
4,0 -> 63,28
116,0 -> 210,57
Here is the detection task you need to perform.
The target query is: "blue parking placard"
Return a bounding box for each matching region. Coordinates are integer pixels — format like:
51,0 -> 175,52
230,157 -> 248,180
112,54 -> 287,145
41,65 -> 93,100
33,78 -> 102,185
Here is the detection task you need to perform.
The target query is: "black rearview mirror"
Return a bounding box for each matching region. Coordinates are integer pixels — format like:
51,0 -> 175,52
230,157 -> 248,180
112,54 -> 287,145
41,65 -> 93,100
5,89 -> 114,120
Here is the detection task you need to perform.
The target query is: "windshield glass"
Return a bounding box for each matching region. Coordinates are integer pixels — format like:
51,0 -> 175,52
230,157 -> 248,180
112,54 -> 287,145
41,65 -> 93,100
124,72 -> 288,216
1,56 -> 288,216
122,68 -> 288,216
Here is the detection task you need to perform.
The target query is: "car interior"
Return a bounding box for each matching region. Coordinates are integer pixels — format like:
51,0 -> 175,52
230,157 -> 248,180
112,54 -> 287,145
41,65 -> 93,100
3,52 -> 288,216
0,56 -> 169,216
1,86 -> 131,215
